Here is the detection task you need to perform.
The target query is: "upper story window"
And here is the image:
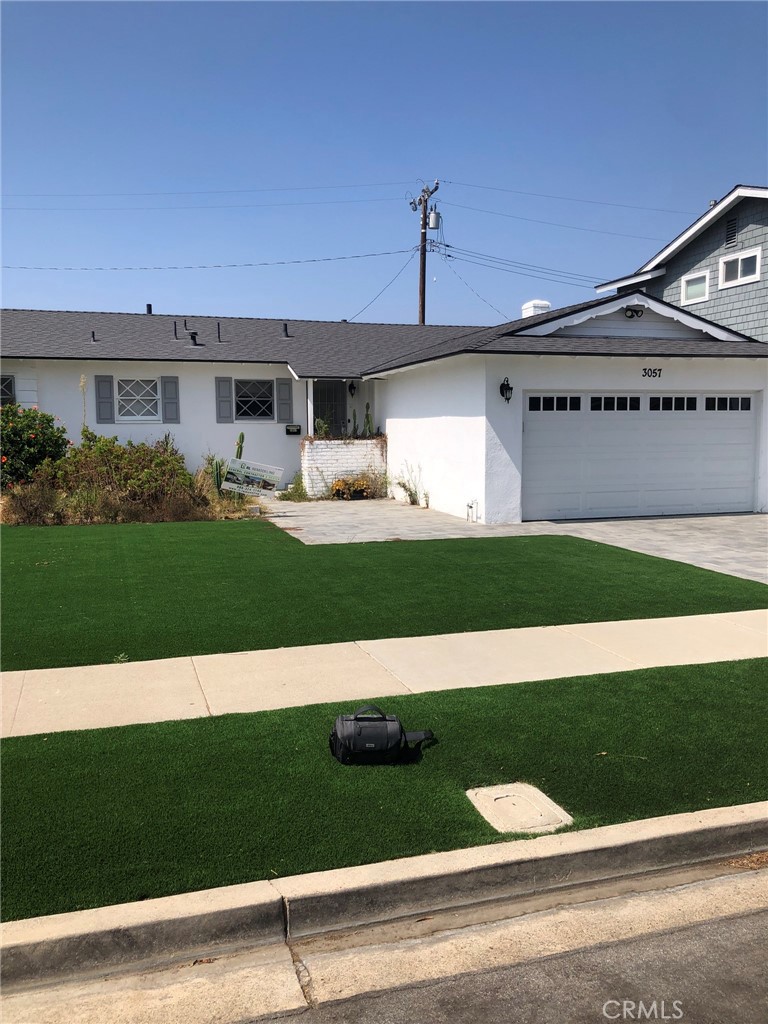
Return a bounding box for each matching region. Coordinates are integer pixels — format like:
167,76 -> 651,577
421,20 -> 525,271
116,378 -> 160,421
719,246 -> 761,289
0,374 -> 15,403
680,270 -> 709,305
235,379 -> 274,420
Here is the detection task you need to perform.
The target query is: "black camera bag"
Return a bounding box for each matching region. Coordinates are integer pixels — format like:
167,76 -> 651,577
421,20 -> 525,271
329,704 -> 433,765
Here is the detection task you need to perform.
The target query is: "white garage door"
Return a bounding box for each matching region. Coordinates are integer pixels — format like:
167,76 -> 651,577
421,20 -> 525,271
522,391 -> 758,521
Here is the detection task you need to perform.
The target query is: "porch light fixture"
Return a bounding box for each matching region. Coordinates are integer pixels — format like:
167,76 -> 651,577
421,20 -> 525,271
499,377 -> 514,403
348,381 -> 357,398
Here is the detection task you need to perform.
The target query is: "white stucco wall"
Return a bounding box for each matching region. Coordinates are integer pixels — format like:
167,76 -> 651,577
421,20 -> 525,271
0,358 -> 307,486
376,356 -> 487,520
484,354 -> 768,522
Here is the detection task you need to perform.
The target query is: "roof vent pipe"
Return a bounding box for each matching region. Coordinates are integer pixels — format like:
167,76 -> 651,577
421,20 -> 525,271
521,299 -> 551,319
709,200 -> 717,209
189,331 -> 199,346
282,322 -> 289,338
146,303 -> 153,314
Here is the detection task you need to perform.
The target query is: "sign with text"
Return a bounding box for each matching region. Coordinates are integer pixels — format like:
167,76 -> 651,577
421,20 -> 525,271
221,458 -> 283,496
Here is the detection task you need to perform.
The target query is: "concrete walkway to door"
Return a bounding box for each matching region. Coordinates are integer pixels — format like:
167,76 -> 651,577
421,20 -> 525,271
264,499 -> 768,585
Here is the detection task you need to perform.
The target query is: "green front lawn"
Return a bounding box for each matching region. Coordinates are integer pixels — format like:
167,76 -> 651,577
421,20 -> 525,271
3,659 -> 767,922
1,520 -> 766,671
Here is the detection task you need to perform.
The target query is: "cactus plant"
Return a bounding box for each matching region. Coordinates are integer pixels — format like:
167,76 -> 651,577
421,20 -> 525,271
235,432 -> 245,460
363,402 -> 374,438
213,458 -> 223,495
351,408 -> 358,438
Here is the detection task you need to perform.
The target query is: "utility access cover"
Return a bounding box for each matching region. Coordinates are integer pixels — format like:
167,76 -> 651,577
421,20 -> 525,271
466,783 -> 572,834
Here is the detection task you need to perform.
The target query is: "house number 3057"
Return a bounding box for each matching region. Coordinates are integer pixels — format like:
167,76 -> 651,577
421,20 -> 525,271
642,368 -> 662,378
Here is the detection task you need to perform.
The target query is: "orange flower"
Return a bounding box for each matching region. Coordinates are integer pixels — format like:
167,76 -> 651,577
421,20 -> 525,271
1,456 -> 6,463
29,433 -> 36,438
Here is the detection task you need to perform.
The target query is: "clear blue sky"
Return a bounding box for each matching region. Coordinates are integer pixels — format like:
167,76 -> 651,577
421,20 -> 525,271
2,1 -> 766,325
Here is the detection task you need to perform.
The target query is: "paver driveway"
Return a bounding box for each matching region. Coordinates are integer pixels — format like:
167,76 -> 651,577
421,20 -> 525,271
264,499 -> 768,584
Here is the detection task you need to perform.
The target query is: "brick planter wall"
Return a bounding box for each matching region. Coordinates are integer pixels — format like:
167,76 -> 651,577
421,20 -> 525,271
300,438 -> 387,498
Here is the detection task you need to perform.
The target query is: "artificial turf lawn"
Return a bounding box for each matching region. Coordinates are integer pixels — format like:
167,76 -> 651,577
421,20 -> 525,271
1,519 -> 766,671
2,658 -> 767,922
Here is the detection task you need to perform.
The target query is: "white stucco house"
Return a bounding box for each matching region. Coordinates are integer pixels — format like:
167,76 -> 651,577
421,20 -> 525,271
2,286 -> 766,524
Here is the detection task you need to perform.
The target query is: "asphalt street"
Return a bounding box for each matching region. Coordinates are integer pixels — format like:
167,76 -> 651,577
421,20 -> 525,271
264,910 -> 768,1024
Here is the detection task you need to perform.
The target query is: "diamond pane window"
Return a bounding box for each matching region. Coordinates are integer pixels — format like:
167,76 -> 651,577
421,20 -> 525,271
235,380 -> 274,420
0,375 -> 15,403
117,379 -> 159,420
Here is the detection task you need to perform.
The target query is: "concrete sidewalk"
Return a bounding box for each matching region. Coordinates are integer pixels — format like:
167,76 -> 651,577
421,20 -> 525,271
2,609 -> 766,737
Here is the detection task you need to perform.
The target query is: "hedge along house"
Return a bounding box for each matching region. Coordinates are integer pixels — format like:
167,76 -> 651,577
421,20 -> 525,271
1,290 -> 766,523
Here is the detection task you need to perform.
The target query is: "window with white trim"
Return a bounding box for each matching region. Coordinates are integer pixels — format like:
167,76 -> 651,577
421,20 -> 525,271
235,379 -> 274,420
719,246 -> 761,289
116,378 -> 160,421
680,270 -> 709,305
0,374 -> 15,403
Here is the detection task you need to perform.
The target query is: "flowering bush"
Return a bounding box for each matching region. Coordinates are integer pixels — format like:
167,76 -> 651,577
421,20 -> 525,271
0,403 -> 69,489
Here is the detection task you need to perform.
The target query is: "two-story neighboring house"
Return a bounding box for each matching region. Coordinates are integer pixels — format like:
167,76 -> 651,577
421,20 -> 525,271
597,185 -> 768,342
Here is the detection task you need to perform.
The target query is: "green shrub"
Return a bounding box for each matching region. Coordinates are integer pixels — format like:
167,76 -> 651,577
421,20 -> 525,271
278,472 -> 310,501
4,429 -> 212,525
0,403 -> 70,490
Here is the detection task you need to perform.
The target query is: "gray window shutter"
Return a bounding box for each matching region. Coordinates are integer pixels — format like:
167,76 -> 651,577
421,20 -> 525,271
276,378 -> 293,423
215,377 -> 234,423
161,376 -> 180,423
95,375 -> 115,423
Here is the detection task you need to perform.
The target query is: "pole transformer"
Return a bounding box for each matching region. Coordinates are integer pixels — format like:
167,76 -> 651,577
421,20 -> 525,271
411,180 -> 439,325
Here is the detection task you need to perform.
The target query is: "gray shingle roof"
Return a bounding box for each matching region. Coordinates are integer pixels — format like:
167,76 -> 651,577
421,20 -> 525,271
2,293 -> 764,380
0,308 -> 473,378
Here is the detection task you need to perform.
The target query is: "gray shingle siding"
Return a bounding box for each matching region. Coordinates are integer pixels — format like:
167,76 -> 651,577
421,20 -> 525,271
636,198 -> 768,341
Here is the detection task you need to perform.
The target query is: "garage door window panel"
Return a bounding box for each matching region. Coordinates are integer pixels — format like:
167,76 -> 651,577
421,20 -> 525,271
649,396 -> 698,412
705,396 -> 752,412
528,396 -> 581,412
590,396 -> 641,412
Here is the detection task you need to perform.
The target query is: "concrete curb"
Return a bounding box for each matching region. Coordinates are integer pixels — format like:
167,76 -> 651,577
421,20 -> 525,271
3,802 -> 767,988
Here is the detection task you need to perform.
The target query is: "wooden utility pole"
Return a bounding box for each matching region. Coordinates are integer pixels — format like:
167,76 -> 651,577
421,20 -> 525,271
412,180 -> 439,324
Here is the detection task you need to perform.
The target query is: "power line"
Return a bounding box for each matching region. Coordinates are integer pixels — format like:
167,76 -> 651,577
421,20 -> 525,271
443,253 -> 596,290
4,197 -> 404,213
348,250 -> 418,322
440,255 -> 511,321
3,248 -> 416,272
439,244 -> 604,282
3,180 -> 416,198
443,180 -> 695,216
439,201 -> 669,242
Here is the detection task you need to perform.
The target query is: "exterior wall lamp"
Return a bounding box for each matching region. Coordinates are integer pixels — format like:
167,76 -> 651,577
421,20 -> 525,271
624,306 -> 644,319
499,377 -> 514,403
348,381 -> 357,397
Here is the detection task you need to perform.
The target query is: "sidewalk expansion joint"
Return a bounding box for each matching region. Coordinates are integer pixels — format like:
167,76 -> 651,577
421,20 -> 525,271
553,625 -> 642,667
353,641 -> 416,693
190,658 -> 213,718
6,671 -> 26,737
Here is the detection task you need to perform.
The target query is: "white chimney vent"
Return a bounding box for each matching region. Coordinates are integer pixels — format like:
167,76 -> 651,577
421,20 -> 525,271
522,299 -> 551,319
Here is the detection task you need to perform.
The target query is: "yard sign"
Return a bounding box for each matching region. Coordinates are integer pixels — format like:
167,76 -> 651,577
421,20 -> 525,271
221,458 -> 283,496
